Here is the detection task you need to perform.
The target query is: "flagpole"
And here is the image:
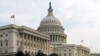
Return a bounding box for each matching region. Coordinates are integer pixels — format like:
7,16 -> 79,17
11,15 -> 15,24
80,40 -> 83,45
14,17 -> 15,24
91,46 -> 92,53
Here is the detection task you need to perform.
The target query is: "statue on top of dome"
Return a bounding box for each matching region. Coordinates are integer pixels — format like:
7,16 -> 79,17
48,1 -> 53,13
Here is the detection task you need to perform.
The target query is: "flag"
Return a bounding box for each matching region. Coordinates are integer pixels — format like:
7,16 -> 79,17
10,15 -> 15,18
80,40 -> 83,43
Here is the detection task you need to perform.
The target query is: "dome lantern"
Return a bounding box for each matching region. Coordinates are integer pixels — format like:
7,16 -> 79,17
47,2 -> 53,16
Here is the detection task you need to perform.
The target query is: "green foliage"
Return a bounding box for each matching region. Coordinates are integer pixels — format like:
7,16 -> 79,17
49,53 -> 58,56
35,50 -> 47,56
16,51 -> 24,56
24,53 -> 30,56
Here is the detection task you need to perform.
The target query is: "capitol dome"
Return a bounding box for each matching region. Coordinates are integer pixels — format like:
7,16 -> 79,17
37,2 -> 67,44
40,15 -> 61,26
40,2 -> 62,26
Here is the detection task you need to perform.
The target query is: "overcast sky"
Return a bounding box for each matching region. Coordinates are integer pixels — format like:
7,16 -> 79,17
0,0 -> 100,53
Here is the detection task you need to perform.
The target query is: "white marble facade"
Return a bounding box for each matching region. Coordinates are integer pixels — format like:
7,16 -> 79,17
51,44 -> 90,56
90,53 -> 100,56
0,24 -> 49,55
37,2 -> 90,56
0,2 -> 90,56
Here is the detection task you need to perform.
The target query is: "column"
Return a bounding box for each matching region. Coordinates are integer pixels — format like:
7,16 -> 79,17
47,40 -> 49,55
32,36 -> 34,50
34,36 -> 36,54
38,37 -> 40,50
44,39 -> 46,51
61,36 -> 63,43
54,35 -> 57,42
51,35 -> 53,42
59,36 -> 61,43
58,35 -> 60,42
26,34 -> 28,48
64,37 -> 66,43
53,35 -> 56,42
24,33 -> 26,48
42,39 -> 44,50
57,35 -> 59,42
28,34 -> 31,51
22,33 -> 24,48
35,36 -> 37,52
40,38 -> 41,49
56,35 -> 58,42
37,36 -> 38,50
79,49 -> 82,56
53,35 -> 54,42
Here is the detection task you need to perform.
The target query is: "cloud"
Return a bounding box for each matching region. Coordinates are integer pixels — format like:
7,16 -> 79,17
0,0 -> 100,53
56,0 -> 100,53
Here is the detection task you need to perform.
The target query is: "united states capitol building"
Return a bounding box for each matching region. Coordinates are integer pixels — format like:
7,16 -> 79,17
0,2 -> 90,56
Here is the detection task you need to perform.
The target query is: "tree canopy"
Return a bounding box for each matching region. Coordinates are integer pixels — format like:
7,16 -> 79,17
16,51 -> 24,56
49,53 -> 58,56
24,53 -> 30,56
35,50 -> 47,56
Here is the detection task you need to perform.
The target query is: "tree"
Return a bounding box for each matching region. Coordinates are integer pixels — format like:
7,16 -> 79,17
16,51 -> 24,56
49,53 -> 58,56
24,53 -> 30,56
35,50 -> 47,56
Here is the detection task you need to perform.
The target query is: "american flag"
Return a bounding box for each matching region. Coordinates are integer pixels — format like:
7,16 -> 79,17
10,15 -> 15,18
80,40 -> 83,43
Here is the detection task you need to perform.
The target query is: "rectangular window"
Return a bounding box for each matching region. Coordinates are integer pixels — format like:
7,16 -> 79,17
69,53 -> 71,56
5,40 -> 8,46
6,34 -> 8,37
0,50 -> 2,53
0,41 -> 3,46
64,53 -> 66,56
0,35 -> 3,38
5,50 -> 8,53
17,40 -> 19,46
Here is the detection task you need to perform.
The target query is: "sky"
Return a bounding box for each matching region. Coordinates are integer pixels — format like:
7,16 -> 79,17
0,0 -> 100,53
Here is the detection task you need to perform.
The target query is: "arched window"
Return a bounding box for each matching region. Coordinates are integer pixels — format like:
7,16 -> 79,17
32,52 -> 33,56
25,51 -> 27,54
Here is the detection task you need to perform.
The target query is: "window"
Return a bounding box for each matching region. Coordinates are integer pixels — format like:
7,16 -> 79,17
3,32 -> 5,34
0,40 -> 3,46
59,54 -> 61,56
64,50 -> 66,52
17,40 -> 19,46
69,53 -> 71,56
5,40 -> 8,46
32,52 -> 33,55
0,50 -> 2,53
6,34 -> 8,37
0,35 -> 3,37
64,53 -> 66,56
5,50 -> 8,53
20,41 -> 23,47
69,49 -> 71,51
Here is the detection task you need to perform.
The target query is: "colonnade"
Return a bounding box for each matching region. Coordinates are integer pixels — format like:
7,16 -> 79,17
17,33 -> 49,55
50,35 -> 66,43
79,49 -> 90,56
81,50 -> 90,56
